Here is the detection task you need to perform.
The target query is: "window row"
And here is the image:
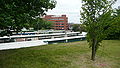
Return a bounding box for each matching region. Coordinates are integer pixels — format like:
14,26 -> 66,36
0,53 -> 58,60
48,18 -> 64,20
55,26 -> 64,27
56,24 -> 64,25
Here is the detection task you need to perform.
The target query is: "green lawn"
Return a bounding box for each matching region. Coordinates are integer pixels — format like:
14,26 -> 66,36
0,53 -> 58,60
0,40 -> 120,68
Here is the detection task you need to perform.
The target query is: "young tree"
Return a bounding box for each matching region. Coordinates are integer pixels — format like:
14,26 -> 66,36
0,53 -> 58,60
81,0 -> 116,61
0,0 -> 56,32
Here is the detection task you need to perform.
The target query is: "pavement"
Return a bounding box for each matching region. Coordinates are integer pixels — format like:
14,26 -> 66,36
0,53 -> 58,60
0,40 -> 47,50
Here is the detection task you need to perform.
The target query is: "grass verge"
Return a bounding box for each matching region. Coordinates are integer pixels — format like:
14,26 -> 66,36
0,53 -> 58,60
0,40 -> 120,68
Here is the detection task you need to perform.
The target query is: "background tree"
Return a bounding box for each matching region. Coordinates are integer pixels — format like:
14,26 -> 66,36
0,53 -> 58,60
33,18 -> 53,30
72,24 -> 86,32
42,20 -> 53,29
81,0 -> 116,61
106,7 -> 120,40
0,0 -> 56,33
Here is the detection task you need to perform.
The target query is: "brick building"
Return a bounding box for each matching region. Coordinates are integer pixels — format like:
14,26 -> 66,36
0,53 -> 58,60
43,15 -> 69,30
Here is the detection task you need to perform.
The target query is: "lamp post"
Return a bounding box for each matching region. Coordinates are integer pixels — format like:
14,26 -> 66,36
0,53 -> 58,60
63,27 -> 68,43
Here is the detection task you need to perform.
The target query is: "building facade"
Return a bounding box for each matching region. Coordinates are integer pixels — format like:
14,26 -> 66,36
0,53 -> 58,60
43,15 -> 69,30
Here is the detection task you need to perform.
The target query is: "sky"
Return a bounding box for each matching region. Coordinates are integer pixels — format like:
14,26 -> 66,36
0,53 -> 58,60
47,0 -> 120,24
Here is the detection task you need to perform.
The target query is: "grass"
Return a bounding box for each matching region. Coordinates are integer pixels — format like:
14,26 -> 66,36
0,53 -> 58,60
0,40 -> 120,68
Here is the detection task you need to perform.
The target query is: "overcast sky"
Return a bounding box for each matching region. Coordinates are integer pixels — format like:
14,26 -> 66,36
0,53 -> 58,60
47,0 -> 120,24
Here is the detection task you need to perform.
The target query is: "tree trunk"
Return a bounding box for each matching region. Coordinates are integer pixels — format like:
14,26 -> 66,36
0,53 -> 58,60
91,45 -> 96,61
16,28 -> 19,34
91,39 -> 97,61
